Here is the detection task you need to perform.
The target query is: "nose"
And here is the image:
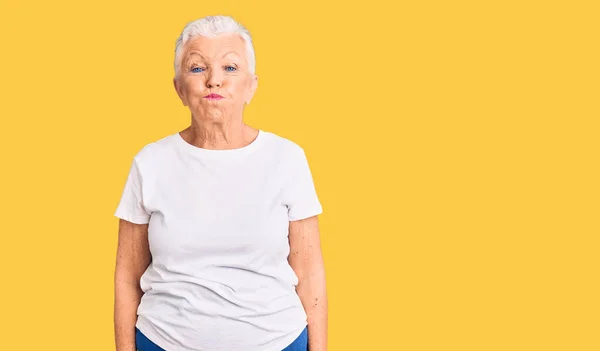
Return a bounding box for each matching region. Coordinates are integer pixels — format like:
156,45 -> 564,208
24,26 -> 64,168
206,69 -> 223,88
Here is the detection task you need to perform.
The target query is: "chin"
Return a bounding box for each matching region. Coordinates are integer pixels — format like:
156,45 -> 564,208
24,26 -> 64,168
205,110 -> 225,121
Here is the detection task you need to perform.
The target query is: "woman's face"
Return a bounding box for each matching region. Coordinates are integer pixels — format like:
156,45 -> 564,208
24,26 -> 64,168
174,33 -> 257,122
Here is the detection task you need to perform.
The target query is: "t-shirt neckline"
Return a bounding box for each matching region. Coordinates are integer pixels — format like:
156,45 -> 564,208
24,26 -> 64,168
173,129 -> 265,158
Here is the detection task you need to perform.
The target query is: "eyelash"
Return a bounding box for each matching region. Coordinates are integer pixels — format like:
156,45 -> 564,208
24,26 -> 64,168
190,66 -> 237,73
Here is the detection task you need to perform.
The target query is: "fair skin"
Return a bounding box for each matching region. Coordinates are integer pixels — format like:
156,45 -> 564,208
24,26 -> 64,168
114,32 -> 328,351
114,221 -> 150,351
289,216 -> 329,351
173,33 -> 259,149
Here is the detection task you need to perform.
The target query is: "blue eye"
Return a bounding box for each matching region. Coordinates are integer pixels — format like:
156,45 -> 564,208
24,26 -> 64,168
191,67 -> 204,73
225,66 -> 237,72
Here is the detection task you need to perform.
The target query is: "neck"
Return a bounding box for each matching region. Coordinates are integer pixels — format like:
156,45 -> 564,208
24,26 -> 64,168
182,120 -> 257,150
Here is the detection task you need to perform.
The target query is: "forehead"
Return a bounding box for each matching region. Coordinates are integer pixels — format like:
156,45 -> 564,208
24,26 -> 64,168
182,33 -> 246,60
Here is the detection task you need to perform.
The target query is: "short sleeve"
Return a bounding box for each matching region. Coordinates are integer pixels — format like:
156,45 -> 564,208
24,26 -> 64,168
282,147 -> 323,221
114,157 -> 151,224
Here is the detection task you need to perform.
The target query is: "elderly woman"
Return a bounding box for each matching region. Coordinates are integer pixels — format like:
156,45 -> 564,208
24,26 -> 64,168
113,15 -> 327,351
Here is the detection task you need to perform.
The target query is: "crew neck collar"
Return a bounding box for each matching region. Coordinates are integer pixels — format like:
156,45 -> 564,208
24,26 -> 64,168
173,129 -> 266,158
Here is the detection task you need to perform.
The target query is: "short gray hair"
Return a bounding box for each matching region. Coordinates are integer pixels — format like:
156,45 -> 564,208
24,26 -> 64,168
173,15 -> 256,80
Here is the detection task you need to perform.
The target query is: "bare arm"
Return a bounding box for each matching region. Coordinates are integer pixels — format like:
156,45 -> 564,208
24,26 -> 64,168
114,219 -> 151,351
288,215 -> 328,351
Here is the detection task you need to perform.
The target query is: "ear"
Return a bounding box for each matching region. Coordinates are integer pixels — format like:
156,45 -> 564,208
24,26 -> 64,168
245,74 -> 258,105
173,77 -> 188,106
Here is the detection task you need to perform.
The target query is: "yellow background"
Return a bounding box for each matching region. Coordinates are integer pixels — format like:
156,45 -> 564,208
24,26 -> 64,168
0,0 -> 598,350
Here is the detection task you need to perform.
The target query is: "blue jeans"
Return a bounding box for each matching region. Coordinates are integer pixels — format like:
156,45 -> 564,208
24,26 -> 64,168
135,326 -> 308,351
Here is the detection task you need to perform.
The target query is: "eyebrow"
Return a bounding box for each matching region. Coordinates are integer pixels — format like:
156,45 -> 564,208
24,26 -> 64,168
183,50 -> 241,67
186,51 -> 205,59
186,51 -> 240,59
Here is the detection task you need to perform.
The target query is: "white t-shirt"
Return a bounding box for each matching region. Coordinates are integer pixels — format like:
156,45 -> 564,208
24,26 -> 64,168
114,129 -> 323,351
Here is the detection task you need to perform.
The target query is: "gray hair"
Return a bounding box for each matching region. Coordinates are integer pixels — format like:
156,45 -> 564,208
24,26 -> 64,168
173,15 -> 256,80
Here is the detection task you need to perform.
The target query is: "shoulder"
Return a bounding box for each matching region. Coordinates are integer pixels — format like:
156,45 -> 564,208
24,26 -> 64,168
260,129 -> 306,159
130,132 -> 179,167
